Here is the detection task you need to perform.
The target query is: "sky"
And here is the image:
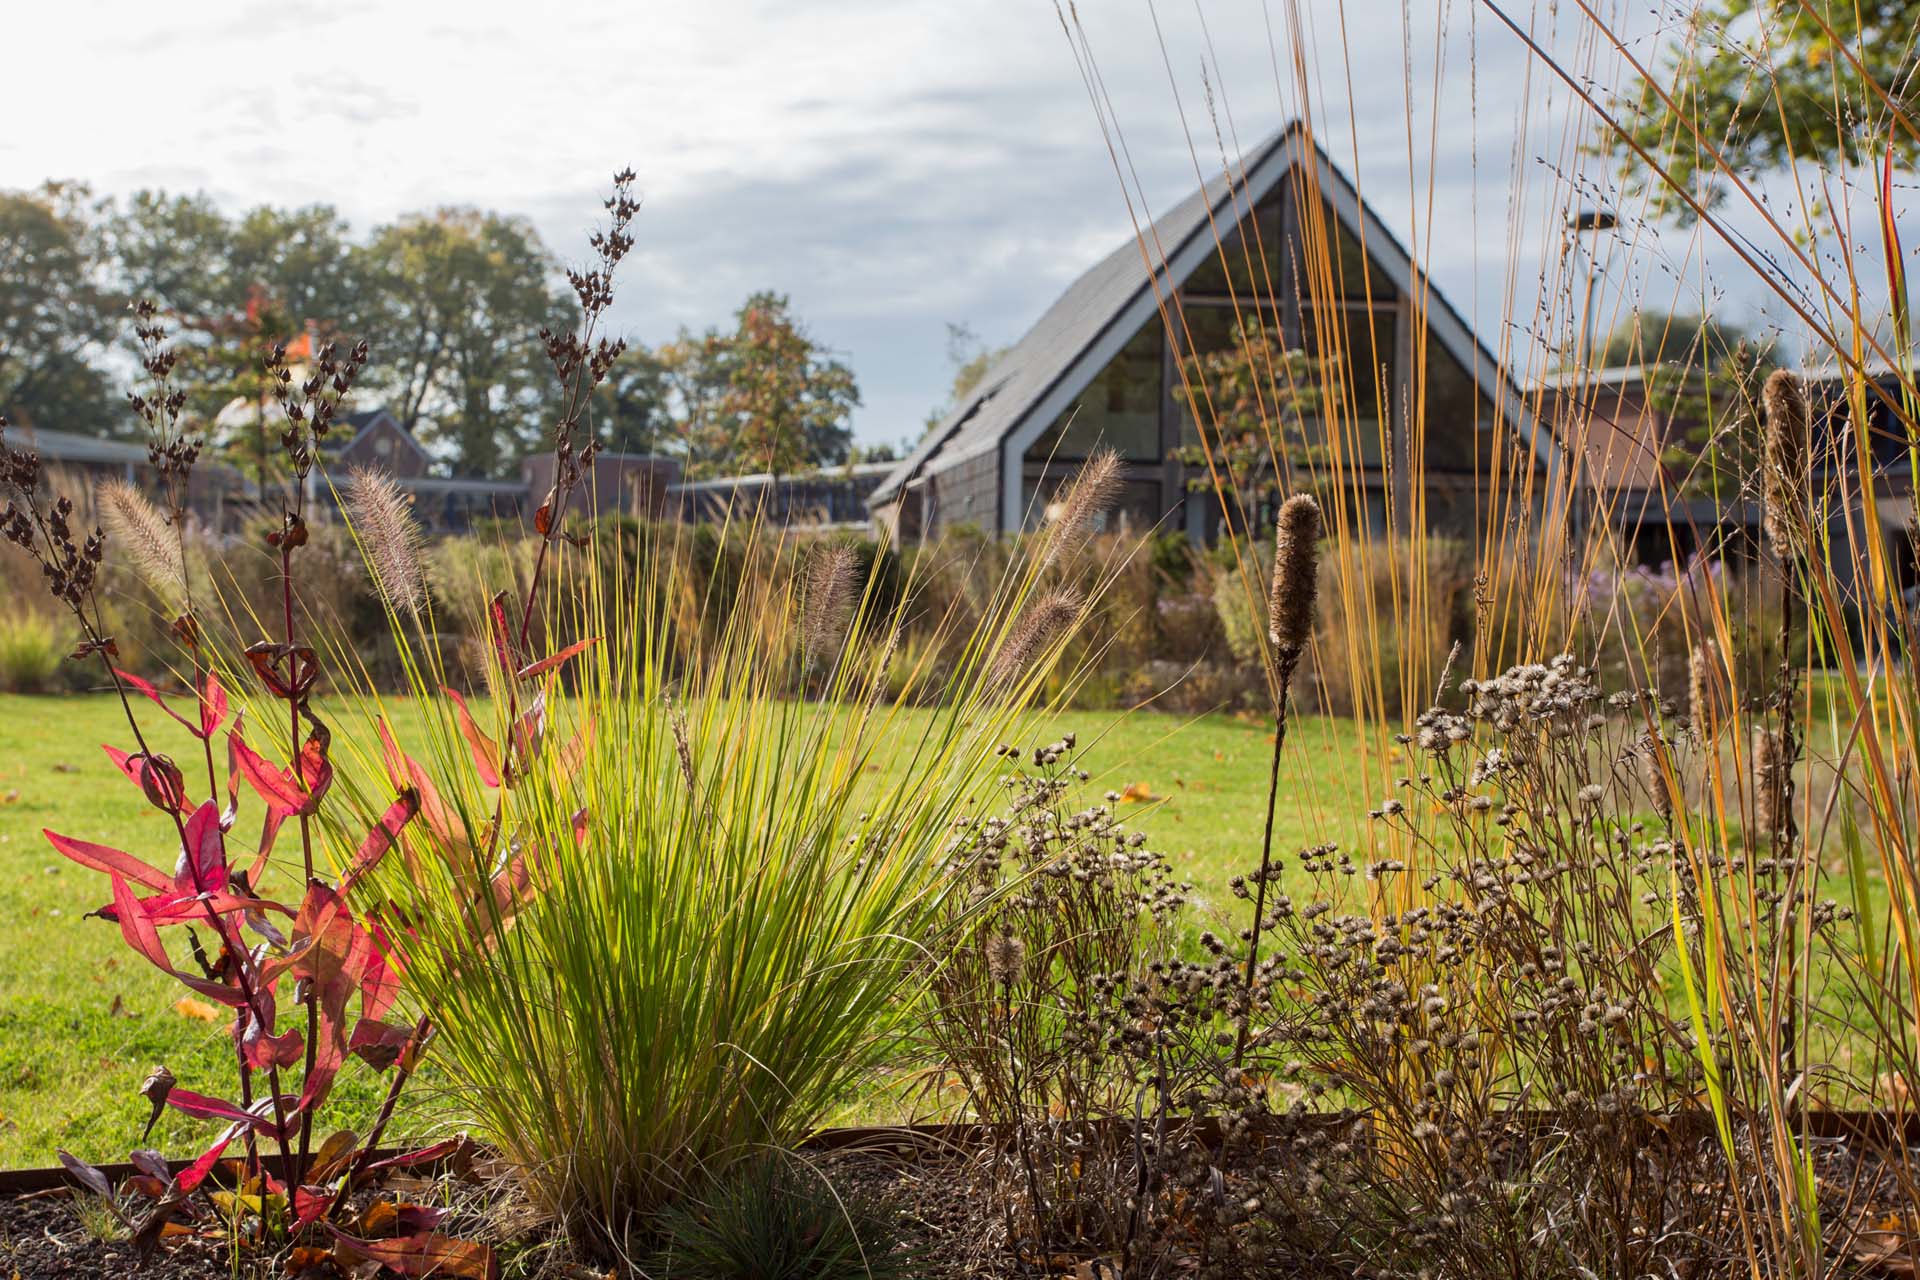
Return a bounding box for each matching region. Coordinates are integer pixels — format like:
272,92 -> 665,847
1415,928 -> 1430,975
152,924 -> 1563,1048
5,0 -> 1878,450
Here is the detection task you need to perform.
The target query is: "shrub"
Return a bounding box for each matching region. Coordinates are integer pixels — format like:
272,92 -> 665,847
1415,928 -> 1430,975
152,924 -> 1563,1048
0,609 -> 62,692
651,1156 -> 911,1280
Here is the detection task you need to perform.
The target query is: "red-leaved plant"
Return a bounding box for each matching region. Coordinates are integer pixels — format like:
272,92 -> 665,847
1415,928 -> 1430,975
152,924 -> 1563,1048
6,170 -> 638,1276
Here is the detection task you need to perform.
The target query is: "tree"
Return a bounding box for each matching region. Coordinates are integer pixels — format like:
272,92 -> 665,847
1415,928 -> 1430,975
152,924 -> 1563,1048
709,292 -> 859,480
924,321 -> 1009,434
0,183 -> 121,435
226,204 -> 367,336
107,190 -> 234,321
1609,1 -> 1920,214
1174,315 -> 1324,530
608,294 -> 860,480
356,209 -> 571,476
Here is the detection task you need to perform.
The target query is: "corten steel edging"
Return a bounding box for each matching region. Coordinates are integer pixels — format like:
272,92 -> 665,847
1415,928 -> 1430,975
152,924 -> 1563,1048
7,1108 -> 1918,1195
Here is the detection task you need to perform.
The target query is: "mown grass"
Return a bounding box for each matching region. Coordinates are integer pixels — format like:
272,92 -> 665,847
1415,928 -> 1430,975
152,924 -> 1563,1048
0,691 -> 1368,1169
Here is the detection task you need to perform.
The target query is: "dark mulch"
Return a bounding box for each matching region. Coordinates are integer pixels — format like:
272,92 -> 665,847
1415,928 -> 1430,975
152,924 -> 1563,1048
1,1187 -> 243,1279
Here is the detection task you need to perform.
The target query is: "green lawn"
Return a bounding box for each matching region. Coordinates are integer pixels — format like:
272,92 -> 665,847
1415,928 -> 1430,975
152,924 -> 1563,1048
0,692 -> 1377,1170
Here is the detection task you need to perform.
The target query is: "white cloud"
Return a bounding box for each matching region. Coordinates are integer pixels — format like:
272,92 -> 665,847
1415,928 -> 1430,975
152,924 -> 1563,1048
8,0 -> 1857,448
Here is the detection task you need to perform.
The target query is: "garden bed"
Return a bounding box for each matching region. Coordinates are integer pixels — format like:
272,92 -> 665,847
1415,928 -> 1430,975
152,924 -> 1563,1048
10,1112 -> 1920,1278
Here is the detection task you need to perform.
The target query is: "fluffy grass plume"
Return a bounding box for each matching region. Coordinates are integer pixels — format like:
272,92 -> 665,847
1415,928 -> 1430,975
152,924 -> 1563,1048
1041,447 -> 1124,574
95,479 -> 185,608
991,588 -> 1083,685
1266,493 -> 1322,676
1760,369 -> 1809,558
344,466 -> 426,617
801,540 -> 860,672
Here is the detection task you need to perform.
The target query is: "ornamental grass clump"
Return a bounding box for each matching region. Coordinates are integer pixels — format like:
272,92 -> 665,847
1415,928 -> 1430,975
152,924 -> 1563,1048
340,399 -> 1117,1257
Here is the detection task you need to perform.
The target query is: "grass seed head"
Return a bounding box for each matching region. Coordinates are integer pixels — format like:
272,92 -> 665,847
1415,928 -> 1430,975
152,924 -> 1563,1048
345,465 -> 426,618
1041,448 -> 1124,574
991,588 -> 1082,686
96,479 -> 186,609
801,541 -> 860,672
1754,727 -> 1792,839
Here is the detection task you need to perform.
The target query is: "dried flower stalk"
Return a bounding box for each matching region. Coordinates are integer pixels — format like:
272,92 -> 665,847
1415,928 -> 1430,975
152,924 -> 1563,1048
1041,448 -> 1124,574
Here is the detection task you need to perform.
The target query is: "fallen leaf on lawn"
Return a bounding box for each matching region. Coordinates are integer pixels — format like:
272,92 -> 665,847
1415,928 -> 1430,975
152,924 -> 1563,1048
109,995 -> 127,1018
173,997 -> 220,1022
1117,781 -> 1158,803
52,762 -> 77,773
0,789 -> 16,805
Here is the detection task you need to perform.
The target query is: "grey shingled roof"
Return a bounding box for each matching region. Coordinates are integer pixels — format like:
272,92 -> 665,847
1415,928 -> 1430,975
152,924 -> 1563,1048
871,120 -> 1540,510
870,128 -> 1293,506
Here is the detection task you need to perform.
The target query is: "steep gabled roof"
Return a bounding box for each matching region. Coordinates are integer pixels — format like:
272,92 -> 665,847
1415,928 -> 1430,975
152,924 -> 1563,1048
871,120 -> 1552,514
339,408 -> 432,467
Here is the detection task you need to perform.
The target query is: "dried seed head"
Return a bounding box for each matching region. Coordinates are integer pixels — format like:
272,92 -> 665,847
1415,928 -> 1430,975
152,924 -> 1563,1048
991,588 -> 1082,686
96,479 -> 186,607
801,541 -> 860,672
1687,639 -> 1721,738
345,466 -> 426,618
1761,369 -> 1809,557
1267,494 -> 1322,676
1754,728 -> 1794,840
985,931 -> 1027,987
668,699 -> 698,799
1041,449 -> 1124,574
1640,739 -> 1674,822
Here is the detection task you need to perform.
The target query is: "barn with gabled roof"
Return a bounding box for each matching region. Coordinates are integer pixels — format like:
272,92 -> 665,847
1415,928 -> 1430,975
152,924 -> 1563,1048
869,121 -> 1555,542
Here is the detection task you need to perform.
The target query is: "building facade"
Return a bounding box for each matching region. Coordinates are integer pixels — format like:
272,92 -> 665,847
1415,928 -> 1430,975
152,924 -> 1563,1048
870,121 -> 1555,544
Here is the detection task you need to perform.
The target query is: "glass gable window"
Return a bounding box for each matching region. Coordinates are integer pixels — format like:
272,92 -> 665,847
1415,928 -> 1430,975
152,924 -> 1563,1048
1029,318 -> 1165,463
1181,195 -> 1285,302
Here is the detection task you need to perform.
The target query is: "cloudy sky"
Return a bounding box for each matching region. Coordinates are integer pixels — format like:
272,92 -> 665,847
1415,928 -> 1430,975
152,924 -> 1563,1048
5,0 -> 1843,448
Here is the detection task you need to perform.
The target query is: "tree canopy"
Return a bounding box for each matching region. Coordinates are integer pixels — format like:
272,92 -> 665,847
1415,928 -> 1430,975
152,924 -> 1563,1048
601,292 -> 860,480
0,183 -> 859,484
1609,1 -> 1920,215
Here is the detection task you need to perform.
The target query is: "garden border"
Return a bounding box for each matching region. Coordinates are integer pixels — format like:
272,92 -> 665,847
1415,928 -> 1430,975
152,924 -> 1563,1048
8,1108 -> 1915,1195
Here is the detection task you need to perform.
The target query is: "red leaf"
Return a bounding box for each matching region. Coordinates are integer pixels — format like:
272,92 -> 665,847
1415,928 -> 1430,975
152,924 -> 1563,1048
292,1185 -> 335,1228
199,673 -> 229,739
172,801 -> 228,897
164,1087 -> 259,1127
338,789 -> 420,896
487,591 -> 521,674
240,1008 -> 305,1071
114,670 -> 198,735
361,915 -> 403,1023
107,874 -> 248,1007
230,733 -> 309,818
378,720 -> 461,856
514,636 -> 599,683
103,746 -> 191,814
286,883 -> 370,1115
347,1018 -> 413,1070
45,829 -> 171,893
325,1227 -> 497,1280
175,1124 -> 243,1193
58,1149 -> 114,1201
361,1138 -> 465,1172
441,688 -> 501,788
